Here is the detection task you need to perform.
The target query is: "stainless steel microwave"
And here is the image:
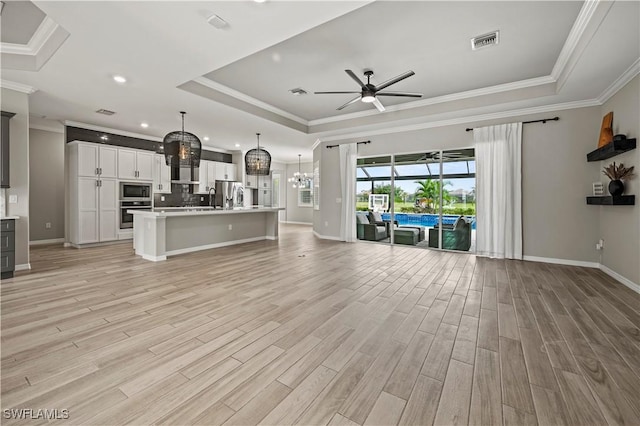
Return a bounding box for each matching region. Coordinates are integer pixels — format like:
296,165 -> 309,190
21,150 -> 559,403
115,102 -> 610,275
119,182 -> 151,200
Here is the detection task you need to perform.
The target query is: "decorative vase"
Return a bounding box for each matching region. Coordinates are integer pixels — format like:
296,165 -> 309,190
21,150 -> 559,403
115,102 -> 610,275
608,179 -> 624,196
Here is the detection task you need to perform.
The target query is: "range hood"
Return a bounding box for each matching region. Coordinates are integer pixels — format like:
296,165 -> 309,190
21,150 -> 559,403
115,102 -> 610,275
170,165 -> 199,185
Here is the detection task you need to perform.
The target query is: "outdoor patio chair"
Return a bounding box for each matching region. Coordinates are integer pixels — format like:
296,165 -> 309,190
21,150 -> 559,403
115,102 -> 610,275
356,212 -> 388,241
428,215 -> 472,251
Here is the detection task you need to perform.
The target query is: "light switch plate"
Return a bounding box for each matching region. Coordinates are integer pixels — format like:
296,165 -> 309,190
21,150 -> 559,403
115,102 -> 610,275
8,195 -> 17,204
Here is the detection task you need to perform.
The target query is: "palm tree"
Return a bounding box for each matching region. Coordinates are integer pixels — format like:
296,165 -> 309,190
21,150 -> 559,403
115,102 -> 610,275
414,179 -> 452,212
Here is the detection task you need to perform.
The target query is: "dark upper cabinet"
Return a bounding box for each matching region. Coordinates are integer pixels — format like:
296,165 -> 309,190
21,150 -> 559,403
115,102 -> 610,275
1,111 -> 16,188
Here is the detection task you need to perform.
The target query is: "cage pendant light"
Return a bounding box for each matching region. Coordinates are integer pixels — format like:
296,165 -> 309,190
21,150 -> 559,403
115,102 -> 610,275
245,133 -> 271,176
163,111 -> 202,167
288,154 -> 311,188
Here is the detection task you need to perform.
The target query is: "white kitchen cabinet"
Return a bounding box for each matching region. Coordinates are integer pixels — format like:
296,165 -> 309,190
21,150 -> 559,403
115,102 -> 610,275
69,142 -> 122,245
118,148 -> 153,181
153,154 -> 171,194
77,143 -> 118,178
212,162 -> 236,181
197,160 -> 210,194
246,173 -> 270,189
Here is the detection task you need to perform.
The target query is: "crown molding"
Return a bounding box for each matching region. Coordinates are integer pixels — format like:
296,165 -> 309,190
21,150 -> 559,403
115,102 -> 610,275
598,57 -> 640,104
551,0 -> 613,91
0,79 -> 38,94
1,17 -> 59,56
318,99 -> 601,142
63,120 -> 164,142
311,138 -> 323,151
192,77 -> 308,126
309,75 -> 556,126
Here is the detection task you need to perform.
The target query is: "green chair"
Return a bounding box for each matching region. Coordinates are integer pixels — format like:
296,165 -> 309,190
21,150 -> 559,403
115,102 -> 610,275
428,216 -> 472,251
356,212 -> 388,241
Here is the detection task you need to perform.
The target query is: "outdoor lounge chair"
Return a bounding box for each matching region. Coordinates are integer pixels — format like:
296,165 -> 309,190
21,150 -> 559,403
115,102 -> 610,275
356,212 -> 388,241
368,211 -> 425,242
428,215 -> 472,251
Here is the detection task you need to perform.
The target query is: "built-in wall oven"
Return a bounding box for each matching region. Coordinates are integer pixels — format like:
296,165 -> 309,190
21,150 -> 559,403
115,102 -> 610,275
119,182 -> 152,229
120,200 -> 152,229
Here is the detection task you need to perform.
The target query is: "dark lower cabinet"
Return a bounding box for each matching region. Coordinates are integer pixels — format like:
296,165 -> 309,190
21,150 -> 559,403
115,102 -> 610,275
1,219 -> 16,279
1,111 -> 16,189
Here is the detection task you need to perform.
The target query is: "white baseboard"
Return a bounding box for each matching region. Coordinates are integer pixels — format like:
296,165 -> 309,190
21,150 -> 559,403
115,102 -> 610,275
165,236 -> 269,257
522,255 -> 599,269
29,238 -> 64,246
282,221 -> 312,225
15,263 -> 31,271
600,264 -> 640,294
265,236 -> 278,240
312,230 -> 342,241
63,242 -> 71,248
142,254 -> 167,262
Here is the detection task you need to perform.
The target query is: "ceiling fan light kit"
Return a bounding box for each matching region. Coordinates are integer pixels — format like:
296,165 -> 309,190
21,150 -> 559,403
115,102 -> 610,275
315,69 -> 422,112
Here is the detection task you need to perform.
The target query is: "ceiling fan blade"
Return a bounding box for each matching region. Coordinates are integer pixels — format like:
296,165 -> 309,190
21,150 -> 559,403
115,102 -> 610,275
372,98 -> 385,112
337,95 -> 362,110
376,92 -> 423,98
375,70 -> 415,92
314,91 -> 361,94
345,70 -> 367,90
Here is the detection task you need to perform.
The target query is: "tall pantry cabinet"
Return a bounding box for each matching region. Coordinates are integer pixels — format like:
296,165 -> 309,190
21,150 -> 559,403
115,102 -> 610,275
68,142 -> 119,245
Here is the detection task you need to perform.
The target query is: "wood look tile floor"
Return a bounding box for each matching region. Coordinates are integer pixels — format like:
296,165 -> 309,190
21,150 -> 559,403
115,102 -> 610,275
2,224 -> 640,425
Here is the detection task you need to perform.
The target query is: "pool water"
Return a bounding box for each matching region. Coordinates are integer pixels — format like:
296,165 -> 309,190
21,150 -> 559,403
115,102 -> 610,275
380,213 -> 477,230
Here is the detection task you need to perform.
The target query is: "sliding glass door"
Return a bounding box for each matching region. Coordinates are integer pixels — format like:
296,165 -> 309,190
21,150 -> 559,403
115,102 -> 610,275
356,150 -> 475,252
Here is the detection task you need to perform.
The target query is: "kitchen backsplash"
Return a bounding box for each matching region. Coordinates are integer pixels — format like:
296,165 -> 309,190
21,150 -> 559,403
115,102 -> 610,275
153,185 -> 210,207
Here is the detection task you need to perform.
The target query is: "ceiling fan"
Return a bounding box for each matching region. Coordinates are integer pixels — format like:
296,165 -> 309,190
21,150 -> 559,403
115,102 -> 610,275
315,69 -> 423,112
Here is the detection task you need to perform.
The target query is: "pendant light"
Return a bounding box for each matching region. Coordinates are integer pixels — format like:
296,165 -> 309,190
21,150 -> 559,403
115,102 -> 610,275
245,132 -> 271,176
288,154 -> 311,188
163,111 -> 201,168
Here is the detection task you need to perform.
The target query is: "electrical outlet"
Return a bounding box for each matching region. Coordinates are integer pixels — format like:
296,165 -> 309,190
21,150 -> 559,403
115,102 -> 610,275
8,195 -> 17,204
228,224 -> 232,230
324,221 -> 328,227
160,196 -> 165,202
45,222 -> 51,229
201,197 -> 204,201
599,239 -> 604,249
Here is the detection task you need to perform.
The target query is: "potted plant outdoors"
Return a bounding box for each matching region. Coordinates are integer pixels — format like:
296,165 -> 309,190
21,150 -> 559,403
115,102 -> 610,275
603,162 -> 635,196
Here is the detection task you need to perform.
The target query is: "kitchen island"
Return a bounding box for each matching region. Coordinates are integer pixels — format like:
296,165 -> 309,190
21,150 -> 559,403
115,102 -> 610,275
129,207 -> 284,261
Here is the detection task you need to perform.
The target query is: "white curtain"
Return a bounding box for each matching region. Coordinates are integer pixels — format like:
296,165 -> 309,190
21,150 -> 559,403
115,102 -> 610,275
339,143 -> 357,242
474,122 -> 523,259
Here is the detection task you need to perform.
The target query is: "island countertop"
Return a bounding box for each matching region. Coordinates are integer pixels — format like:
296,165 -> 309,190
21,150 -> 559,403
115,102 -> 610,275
128,206 -> 283,217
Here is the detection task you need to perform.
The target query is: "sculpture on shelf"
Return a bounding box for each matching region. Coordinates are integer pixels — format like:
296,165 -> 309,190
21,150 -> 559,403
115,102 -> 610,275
598,111 -> 614,148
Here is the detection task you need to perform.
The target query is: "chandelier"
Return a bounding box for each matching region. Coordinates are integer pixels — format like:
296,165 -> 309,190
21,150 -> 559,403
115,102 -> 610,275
288,154 -> 311,188
163,111 -> 201,167
245,133 -> 271,176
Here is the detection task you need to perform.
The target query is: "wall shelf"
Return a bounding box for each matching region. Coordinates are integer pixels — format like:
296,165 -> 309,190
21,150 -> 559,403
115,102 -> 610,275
586,139 -> 636,162
586,195 -> 635,205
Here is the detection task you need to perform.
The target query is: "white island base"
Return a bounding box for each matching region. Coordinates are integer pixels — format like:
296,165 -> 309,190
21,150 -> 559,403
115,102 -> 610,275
130,207 -> 283,261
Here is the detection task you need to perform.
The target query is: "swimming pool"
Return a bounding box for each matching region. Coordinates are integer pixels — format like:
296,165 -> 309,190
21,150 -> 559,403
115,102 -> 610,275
380,213 -> 477,230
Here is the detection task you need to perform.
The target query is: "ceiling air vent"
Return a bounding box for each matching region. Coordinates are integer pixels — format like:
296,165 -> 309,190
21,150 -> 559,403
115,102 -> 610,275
289,88 -> 307,96
96,108 -> 116,115
471,31 -> 499,50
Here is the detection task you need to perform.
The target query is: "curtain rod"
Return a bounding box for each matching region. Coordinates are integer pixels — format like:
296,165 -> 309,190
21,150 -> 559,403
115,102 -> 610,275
326,140 -> 371,149
465,117 -> 559,132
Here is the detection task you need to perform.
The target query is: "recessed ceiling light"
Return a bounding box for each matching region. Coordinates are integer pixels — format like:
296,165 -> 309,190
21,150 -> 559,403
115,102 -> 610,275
203,136 -> 210,141
235,143 -> 240,147
113,75 -> 127,84
140,122 -> 149,128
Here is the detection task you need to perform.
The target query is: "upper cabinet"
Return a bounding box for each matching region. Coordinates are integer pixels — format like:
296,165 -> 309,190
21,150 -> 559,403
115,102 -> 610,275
153,154 -> 171,194
1,111 -> 16,188
196,160 -> 236,193
118,148 -> 153,181
77,143 -> 118,178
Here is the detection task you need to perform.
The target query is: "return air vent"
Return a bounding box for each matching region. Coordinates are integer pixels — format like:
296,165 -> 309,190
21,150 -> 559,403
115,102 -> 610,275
471,31 -> 499,50
96,108 -> 115,115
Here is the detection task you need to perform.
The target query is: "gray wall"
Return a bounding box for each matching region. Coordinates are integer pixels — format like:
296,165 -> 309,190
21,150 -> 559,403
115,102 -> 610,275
600,76 -> 639,285
1,88 -> 30,267
285,161 -> 313,224
29,128 -> 65,242
314,106 -> 603,265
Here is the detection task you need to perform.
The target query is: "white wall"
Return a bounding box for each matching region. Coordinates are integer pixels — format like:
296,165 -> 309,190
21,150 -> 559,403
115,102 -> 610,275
284,161 -> 313,224
314,105 -> 603,265
600,76 -> 639,286
1,88 -> 30,268
29,128 -> 65,242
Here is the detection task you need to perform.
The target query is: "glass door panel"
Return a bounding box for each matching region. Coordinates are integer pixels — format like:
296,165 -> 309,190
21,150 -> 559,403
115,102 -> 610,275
356,156 -> 392,244
440,148 -> 476,252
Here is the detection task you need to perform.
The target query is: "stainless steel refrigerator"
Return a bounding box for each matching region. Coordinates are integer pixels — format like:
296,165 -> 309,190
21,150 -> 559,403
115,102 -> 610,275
214,181 -> 244,209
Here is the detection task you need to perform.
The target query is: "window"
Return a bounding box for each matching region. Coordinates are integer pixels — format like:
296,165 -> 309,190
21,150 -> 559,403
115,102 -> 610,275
298,179 -> 313,207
